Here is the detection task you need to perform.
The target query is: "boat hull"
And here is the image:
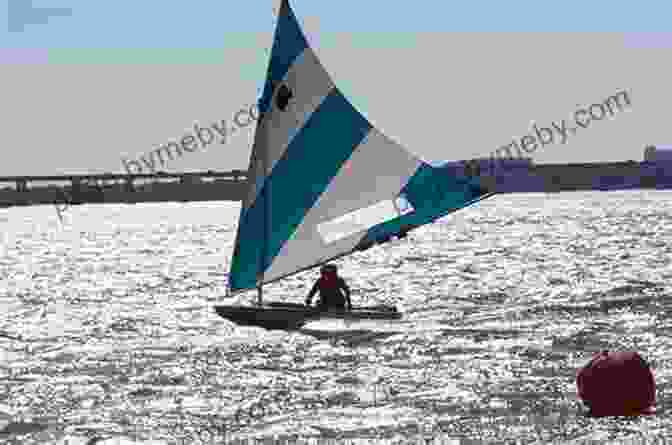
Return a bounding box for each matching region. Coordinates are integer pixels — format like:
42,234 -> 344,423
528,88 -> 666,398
214,302 -> 402,330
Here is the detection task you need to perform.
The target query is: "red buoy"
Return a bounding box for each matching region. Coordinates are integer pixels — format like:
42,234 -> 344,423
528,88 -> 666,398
577,351 -> 656,416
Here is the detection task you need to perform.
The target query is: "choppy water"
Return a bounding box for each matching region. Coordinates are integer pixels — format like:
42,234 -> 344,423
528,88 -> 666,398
0,191 -> 671,444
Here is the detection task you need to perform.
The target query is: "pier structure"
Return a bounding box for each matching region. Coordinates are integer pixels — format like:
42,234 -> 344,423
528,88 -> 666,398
0,170 -> 247,208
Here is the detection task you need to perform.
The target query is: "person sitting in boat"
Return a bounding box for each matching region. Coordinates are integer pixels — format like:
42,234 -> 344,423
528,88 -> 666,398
305,264 -> 352,311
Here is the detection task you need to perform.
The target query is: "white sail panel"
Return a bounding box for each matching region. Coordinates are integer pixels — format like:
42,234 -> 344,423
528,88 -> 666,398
241,47 -> 336,212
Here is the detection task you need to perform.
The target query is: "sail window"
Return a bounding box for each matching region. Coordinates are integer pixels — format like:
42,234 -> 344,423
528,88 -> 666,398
317,197 -> 414,244
394,193 -> 414,216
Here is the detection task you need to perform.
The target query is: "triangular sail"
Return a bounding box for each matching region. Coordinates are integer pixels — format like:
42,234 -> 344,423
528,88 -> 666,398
227,0 -> 494,294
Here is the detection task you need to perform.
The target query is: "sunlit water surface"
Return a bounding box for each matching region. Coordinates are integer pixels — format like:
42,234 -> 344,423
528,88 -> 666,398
0,191 -> 671,444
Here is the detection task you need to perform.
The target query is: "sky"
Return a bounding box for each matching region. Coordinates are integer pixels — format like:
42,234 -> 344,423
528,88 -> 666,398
1,0 -> 672,176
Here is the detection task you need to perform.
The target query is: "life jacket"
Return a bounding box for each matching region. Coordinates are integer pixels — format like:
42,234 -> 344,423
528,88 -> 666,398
318,273 -> 339,289
317,273 -> 345,307
577,351 -> 656,416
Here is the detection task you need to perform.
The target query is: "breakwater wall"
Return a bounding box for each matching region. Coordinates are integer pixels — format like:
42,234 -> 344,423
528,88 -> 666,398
457,159 -> 672,193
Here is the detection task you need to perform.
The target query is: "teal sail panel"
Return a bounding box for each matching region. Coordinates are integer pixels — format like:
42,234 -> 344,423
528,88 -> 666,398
354,163 -> 491,252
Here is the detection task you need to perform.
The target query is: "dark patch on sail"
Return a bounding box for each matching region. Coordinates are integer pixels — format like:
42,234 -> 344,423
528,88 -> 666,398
276,84 -> 293,111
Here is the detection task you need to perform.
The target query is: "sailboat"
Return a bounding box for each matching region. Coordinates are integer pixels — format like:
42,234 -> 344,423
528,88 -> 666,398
215,0 -> 495,330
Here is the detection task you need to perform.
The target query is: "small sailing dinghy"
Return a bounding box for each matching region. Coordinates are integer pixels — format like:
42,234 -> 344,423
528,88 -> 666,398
215,0 -> 494,330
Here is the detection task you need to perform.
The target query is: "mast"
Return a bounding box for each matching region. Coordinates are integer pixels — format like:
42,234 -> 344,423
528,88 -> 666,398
257,108 -> 268,306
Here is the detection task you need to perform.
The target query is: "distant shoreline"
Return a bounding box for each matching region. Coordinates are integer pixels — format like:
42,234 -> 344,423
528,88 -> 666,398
1,159 -> 672,209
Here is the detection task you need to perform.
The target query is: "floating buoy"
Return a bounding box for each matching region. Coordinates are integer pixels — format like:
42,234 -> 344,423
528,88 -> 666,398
577,350 -> 656,416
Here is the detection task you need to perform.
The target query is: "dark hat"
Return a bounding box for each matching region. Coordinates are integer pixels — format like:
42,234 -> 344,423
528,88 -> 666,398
320,264 -> 337,273
577,351 -> 656,416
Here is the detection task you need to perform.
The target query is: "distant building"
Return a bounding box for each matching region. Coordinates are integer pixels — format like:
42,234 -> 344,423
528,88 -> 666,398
644,145 -> 672,162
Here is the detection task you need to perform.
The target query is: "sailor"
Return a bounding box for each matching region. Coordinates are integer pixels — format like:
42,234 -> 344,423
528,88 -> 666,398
576,350 -> 656,416
305,264 -> 352,311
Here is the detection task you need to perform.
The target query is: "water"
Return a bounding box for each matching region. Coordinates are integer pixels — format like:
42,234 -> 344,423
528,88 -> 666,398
0,191 -> 671,444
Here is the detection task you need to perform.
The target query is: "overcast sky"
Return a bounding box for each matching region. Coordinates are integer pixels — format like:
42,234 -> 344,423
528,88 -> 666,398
1,1 -> 671,176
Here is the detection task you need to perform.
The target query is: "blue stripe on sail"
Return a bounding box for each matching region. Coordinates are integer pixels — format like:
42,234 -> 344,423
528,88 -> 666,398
355,163 -> 491,250
229,90 -> 373,292
258,1 -> 309,116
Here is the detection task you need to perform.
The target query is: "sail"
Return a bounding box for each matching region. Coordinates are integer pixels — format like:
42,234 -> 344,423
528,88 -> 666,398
227,0 -> 494,294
